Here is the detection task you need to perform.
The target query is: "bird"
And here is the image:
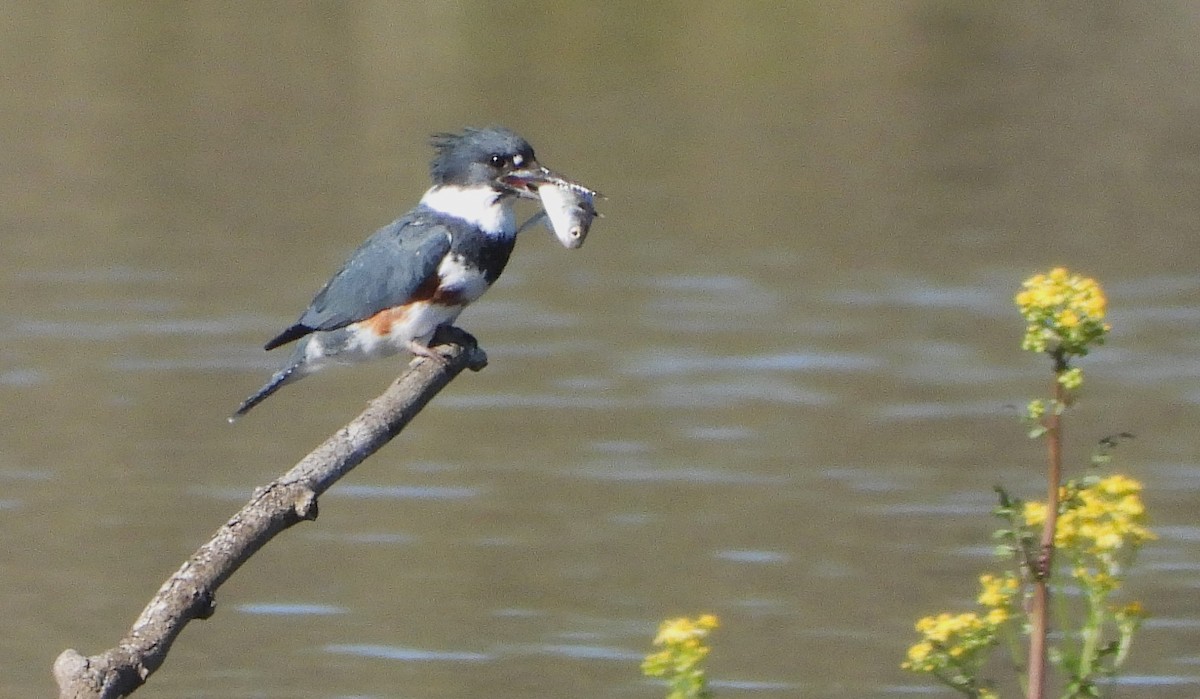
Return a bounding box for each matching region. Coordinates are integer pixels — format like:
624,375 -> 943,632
231,126 -> 576,420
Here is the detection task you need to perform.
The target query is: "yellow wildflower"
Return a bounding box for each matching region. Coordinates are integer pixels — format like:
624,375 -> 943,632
915,612 -> 984,642
977,572 -> 1020,608
1016,267 -> 1110,359
653,614 -> 718,646
904,609 -> 999,679
1022,477 -> 1153,550
644,614 -> 718,699
905,641 -> 933,665
1098,474 -> 1142,496
1058,366 -> 1084,389
1023,500 -> 1047,527
1116,601 -> 1144,618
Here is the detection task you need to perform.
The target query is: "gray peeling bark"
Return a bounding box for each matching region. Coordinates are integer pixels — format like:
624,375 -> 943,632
53,327 -> 488,699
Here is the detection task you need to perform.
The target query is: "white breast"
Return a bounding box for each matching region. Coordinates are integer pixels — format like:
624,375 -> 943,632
436,252 -> 491,303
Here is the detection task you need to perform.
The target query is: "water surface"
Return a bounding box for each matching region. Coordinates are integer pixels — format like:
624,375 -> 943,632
4,3 -> 1200,697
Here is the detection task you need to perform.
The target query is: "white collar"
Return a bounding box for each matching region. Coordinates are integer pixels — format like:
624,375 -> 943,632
419,184 -> 516,237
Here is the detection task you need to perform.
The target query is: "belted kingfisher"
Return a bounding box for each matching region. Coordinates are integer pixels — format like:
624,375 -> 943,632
231,126 -> 577,420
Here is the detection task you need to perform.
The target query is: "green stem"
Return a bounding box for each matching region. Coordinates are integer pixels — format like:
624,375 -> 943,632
1073,585 -> 1106,693
1113,618 -> 1135,668
930,669 -> 982,698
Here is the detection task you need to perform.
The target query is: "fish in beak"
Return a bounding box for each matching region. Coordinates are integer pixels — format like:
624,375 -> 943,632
535,179 -> 600,249
504,162 -> 602,249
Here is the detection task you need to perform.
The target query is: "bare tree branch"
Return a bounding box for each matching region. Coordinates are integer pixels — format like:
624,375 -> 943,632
54,327 -> 488,699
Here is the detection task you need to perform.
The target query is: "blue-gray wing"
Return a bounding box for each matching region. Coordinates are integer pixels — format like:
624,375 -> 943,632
264,215 -> 451,350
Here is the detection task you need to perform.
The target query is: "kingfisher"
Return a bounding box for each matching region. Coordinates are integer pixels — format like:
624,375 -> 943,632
231,126 -> 578,420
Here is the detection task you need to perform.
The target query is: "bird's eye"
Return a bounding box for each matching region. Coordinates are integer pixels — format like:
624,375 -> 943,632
490,154 -> 508,167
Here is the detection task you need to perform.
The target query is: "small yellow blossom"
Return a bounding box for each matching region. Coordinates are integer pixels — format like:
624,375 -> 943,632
1054,475 -> 1156,556
914,611 -> 987,642
1098,474 -> 1142,496
1115,601 -> 1144,619
1016,267 -> 1110,360
977,573 -> 1020,608
1023,500 -> 1047,527
644,614 -> 718,699
903,609 -> 1001,676
906,640 -> 933,664
1058,366 -> 1084,390
653,614 -> 718,646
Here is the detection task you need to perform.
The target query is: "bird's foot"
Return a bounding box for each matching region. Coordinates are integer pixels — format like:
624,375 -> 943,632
426,326 -> 488,371
430,325 -> 479,349
406,340 -> 451,365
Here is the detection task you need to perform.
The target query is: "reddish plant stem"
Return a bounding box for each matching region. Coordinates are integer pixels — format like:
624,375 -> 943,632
1027,367 -> 1066,699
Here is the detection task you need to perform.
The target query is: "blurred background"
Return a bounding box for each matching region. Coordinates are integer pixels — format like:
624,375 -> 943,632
4,2 -> 1200,697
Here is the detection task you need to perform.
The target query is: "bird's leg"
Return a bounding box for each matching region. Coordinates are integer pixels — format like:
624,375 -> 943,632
405,339 -> 450,365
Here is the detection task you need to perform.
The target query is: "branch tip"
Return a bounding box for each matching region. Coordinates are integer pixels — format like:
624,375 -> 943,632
465,345 -> 488,371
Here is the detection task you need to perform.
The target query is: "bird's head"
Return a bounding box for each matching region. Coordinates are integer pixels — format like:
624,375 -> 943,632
429,126 -> 568,200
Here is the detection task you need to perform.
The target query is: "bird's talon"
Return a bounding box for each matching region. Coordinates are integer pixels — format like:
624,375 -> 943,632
406,341 -> 450,365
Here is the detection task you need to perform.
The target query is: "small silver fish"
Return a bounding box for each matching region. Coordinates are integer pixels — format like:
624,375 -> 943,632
536,179 -> 600,249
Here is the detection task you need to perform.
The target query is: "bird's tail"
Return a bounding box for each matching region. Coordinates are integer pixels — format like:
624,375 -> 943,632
229,360 -> 303,422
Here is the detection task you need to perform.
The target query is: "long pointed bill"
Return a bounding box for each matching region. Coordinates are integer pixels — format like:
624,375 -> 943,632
501,163 -> 561,199
504,165 -> 602,249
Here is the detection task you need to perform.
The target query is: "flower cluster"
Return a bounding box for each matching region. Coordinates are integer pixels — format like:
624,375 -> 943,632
976,573 -> 1020,622
643,614 -> 719,699
1018,474 -> 1153,686
903,612 -> 992,672
1023,475 -> 1155,572
902,573 -> 1017,696
1015,267 -> 1110,361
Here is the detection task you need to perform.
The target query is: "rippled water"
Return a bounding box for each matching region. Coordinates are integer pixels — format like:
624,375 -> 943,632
4,3 -> 1200,698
